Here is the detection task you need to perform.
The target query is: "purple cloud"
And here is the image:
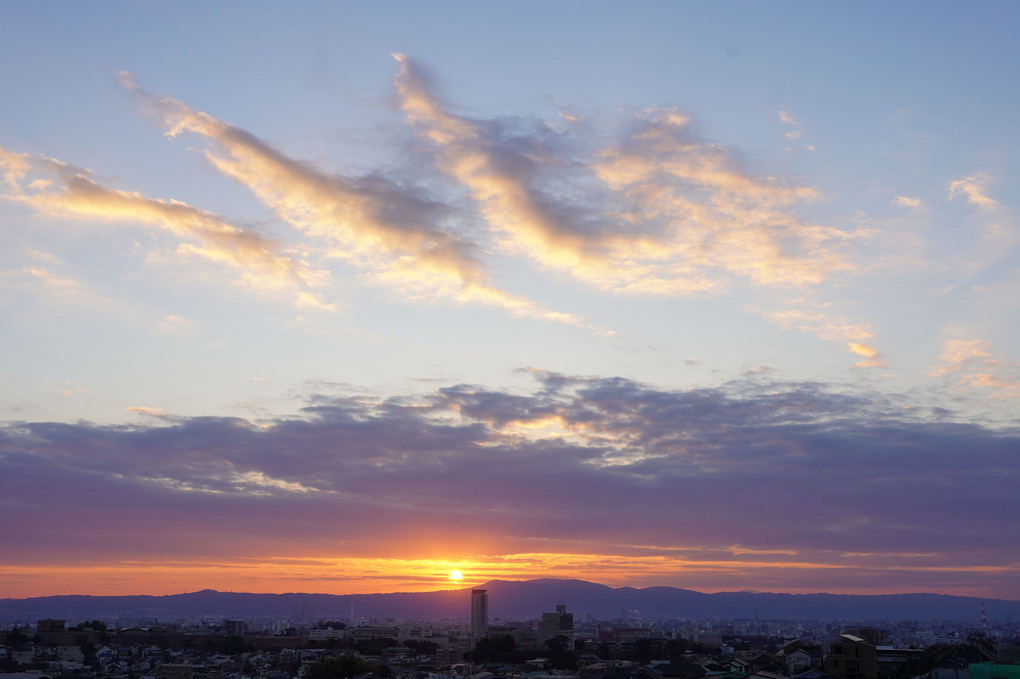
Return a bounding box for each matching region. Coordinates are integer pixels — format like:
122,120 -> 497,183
2,373 -> 1018,595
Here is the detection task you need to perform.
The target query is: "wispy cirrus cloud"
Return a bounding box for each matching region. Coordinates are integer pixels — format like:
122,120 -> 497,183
393,54 -> 859,297
6,58 -> 878,354
120,73 -> 587,329
892,195 -> 923,210
0,145 -> 328,307
930,338 -> 1020,400
759,303 -> 884,369
949,173 -> 1001,211
392,55 -> 871,360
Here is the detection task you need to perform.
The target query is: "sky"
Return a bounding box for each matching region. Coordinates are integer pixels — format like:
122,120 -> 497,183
1,1 -> 1019,601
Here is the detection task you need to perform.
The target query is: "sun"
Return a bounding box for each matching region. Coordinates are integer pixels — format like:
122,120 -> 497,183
449,569 -> 463,581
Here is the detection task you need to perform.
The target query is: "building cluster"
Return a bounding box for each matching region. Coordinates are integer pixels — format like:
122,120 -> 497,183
2,601 -> 1020,679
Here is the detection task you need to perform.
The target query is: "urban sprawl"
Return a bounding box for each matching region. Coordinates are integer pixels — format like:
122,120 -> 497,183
3,589 -> 1018,679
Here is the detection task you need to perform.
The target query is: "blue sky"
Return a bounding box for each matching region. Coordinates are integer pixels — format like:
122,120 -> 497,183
1,2 -> 1019,598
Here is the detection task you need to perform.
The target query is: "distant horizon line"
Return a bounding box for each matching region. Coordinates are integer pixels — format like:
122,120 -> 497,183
6,577 -> 1018,603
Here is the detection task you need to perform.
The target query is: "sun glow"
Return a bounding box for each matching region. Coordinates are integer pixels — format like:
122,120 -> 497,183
449,569 -> 463,581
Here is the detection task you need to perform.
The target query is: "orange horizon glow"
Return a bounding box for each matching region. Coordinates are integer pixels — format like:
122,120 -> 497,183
2,551 -> 1014,600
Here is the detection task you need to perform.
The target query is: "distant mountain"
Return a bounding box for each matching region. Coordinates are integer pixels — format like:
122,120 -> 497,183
3,578 -> 1019,623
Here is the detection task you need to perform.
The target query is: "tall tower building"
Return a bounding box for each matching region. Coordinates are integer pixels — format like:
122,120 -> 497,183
538,603 -> 574,646
471,589 -> 488,640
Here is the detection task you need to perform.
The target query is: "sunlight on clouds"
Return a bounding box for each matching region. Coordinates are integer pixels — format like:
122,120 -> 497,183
394,55 -> 857,300
14,264 -> 125,310
0,144 -> 326,307
949,173 -> 1000,211
0,146 -> 31,188
762,305 -> 884,368
5,547 -> 1013,598
121,72 -> 584,328
126,406 -> 168,417
140,468 -> 327,496
153,314 -> 196,335
848,342 -> 884,369
892,196 -> 922,209
931,338 -> 1020,400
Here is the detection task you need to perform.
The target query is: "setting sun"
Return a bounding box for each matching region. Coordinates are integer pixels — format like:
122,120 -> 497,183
449,569 -> 463,581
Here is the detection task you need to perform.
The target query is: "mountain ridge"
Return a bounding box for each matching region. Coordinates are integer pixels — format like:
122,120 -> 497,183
3,578 -> 1018,622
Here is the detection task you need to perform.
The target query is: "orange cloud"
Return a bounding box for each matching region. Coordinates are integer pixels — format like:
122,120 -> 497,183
0,145 -> 326,306
763,305 -> 884,368
394,55 -> 857,297
948,173 -> 1000,211
122,73 -> 586,328
930,338 -> 1020,399
4,548 -> 1015,598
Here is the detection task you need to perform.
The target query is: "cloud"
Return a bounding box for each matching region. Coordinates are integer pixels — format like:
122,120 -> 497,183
848,342 -> 884,369
930,338 -> 1020,400
778,108 -> 807,143
778,110 -> 800,125
948,173 -> 1001,211
761,304 -> 884,368
2,372 -> 1017,596
153,314 -> 196,335
0,145 -> 326,306
127,406 -> 168,417
892,195 -> 922,210
393,55 -> 859,297
120,73 -> 584,328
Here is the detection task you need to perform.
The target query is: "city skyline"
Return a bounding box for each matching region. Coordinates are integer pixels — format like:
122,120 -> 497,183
1,3 -> 1019,600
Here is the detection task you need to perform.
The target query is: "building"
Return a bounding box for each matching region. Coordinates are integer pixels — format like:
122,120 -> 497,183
471,589 -> 488,640
222,619 -> 246,637
826,634 -> 878,679
538,604 -> 574,646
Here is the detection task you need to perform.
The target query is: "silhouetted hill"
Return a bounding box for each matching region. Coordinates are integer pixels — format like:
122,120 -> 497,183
3,579 -> 1019,623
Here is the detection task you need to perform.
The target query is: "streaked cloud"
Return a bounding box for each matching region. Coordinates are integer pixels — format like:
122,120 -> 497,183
121,73 -> 584,328
779,109 -> 803,140
848,342 -> 884,369
2,372 -> 1017,596
127,406 -> 169,417
892,195 -> 922,210
394,55 -> 858,297
931,338 -> 1020,400
0,145 -> 325,306
949,173 -> 1001,211
5,60 -> 873,349
761,303 -> 884,368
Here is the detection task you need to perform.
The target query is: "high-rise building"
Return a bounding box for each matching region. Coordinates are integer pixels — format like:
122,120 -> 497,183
223,619 -> 246,637
471,589 -> 488,640
538,604 -> 574,646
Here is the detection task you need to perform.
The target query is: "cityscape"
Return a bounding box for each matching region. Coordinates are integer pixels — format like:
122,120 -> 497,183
3,581 -> 1020,679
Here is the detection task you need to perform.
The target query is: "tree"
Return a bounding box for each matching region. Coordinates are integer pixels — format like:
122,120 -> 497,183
80,641 -> 98,667
355,637 -> 396,656
967,632 -> 996,661
308,656 -> 372,679
633,638 -> 656,665
403,639 -> 439,656
545,635 -> 578,670
3,627 -> 30,649
666,638 -> 691,664
470,635 -> 523,664
215,635 -> 248,655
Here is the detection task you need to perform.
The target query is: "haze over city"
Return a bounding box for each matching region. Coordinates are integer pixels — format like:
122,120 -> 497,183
1,2 -> 1018,601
